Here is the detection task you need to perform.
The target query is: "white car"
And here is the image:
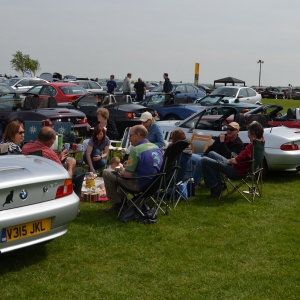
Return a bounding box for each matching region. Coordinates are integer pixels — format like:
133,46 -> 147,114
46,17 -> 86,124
210,86 -> 262,105
6,77 -> 48,92
157,106 -> 300,174
0,155 -> 79,253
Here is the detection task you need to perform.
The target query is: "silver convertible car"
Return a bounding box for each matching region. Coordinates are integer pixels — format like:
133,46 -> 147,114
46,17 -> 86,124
0,155 -> 79,253
157,106 -> 300,174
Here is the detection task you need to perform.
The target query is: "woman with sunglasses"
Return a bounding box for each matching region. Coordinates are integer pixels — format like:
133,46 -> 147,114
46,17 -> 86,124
1,120 -> 25,154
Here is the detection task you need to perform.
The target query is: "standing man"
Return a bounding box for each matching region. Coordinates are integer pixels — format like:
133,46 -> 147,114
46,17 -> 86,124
163,73 -> 173,101
102,125 -> 163,213
288,84 -> 293,99
106,75 -> 117,94
122,73 -> 132,95
134,78 -> 146,101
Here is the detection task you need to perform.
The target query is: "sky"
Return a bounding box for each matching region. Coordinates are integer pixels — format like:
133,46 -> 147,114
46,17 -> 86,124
1,0 -> 300,87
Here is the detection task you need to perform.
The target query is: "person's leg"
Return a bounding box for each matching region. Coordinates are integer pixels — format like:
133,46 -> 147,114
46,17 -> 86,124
190,153 -> 203,185
102,169 -> 139,207
201,156 -> 237,189
90,149 -> 106,170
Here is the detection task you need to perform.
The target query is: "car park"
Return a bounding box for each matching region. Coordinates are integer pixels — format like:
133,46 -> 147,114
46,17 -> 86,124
26,82 -> 88,103
0,77 -> 8,83
0,93 -> 88,135
197,85 -> 213,94
157,106 -> 300,174
210,86 -> 262,104
0,155 -> 79,253
57,93 -> 158,137
194,94 -> 259,113
260,87 -> 285,99
6,77 -> 48,92
146,83 -> 206,102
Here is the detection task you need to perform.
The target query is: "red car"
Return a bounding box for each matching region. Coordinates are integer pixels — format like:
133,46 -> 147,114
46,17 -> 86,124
25,82 -> 88,103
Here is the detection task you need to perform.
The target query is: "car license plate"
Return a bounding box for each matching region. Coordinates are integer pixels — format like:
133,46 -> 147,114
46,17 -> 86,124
5,218 -> 51,242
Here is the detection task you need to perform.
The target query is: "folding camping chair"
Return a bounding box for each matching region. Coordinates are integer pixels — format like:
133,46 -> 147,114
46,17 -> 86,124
219,139 -> 265,203
23,120 -> 43,142
190,132 -> 212,154
114,140 -> 190,221
54,122 -> 73,136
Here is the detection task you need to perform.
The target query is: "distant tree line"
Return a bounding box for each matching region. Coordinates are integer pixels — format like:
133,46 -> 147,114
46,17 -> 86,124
10,51 -> 40,76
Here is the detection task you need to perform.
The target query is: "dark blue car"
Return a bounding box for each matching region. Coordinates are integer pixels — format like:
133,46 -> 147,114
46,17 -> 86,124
139,93 -> 205,120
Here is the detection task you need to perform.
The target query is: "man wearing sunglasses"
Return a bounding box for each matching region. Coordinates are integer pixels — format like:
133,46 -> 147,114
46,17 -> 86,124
191,122 -> 244,189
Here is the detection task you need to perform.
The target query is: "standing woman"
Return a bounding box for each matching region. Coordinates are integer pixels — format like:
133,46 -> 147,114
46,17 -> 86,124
1,120 -> 25,154
140,111 -> 165,148
86,107 -> 119,140
83,124 -> 110,174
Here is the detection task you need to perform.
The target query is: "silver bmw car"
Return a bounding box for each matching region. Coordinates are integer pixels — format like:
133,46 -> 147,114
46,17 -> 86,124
0,155 -> 79,253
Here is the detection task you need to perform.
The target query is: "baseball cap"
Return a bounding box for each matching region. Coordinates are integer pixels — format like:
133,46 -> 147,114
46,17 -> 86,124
140,111 -> 153,122
227,122 -> 240,130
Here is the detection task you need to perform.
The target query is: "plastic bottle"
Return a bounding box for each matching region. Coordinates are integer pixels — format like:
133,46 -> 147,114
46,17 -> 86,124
57,134 -> 63,151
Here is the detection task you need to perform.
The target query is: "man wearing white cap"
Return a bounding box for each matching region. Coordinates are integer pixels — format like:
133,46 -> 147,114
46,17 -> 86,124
191,122 -> 244,189
140,111 -> 165,148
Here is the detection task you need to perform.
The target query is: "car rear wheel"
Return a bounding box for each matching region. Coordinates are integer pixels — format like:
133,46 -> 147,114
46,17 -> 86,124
165,114 -> 178,120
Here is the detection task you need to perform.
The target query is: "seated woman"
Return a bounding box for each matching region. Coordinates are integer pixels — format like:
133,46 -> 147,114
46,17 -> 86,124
86,107 -> 119,140
140,111 -> 165,148
0,120 -> 25,154
169,129 -> 192,183
83,124 -> 110,174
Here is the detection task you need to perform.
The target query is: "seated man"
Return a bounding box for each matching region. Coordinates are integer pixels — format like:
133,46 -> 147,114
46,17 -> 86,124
191,122 -> 244,189
102,125 -> 163,213
22,127 -> 85,198
201,121 -> 264,198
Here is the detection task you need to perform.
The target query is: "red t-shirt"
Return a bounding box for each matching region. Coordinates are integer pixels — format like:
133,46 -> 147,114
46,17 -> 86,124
22,141 -> 62,166
232,143 -> 253,174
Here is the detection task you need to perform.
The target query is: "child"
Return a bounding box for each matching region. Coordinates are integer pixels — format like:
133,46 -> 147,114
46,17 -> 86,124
108,156 -> 123,170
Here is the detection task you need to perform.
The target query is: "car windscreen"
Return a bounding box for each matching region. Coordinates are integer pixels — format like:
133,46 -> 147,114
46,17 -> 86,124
0,86 -> 14,93
59,85 -> 87,95
211,87 -> 238,97
6,78 -> 20,86
199,95 -> 224,105
77,94 -> 99,107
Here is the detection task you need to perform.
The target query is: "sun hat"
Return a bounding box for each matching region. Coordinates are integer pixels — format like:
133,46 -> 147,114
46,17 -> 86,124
140,111 -> 153,122
227,122 -> 240,130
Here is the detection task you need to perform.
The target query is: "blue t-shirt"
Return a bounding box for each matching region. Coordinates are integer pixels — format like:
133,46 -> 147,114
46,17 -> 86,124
88,136 -> 110,151
147,122 -> 165,148
106,80 -> 117,94
125,139 -> 163,189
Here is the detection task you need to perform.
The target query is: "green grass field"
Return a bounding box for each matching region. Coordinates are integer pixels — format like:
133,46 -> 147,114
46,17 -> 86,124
1,177 -> 300,299
1,99 -> 300,299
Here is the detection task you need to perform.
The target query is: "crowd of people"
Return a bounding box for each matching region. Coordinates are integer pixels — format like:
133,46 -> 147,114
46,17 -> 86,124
0,71 -> 265,215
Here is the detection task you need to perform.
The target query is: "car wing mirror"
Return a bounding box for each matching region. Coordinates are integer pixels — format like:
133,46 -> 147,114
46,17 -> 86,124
188,122 -> 195,133
224,100 -> 229,103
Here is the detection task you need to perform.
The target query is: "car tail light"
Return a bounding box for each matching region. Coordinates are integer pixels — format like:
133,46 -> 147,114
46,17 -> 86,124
55,179 -> 73,198
154,111 -> 159,118
242,109 -> 249,113
42,119 -> 54,127
68,96 -> 78,102
280,142 -> 299,151
80,117 -> 88,124
126,112 -> 135,119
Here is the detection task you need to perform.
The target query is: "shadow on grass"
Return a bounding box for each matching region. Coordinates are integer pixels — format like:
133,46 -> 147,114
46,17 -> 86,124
0,243 -> 48,274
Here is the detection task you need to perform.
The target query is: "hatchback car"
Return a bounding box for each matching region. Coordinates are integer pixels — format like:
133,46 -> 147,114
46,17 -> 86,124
210,86 -> 262,104
26,82 -> 88,103
0,155 -> 79,253
6,77 -> 48,92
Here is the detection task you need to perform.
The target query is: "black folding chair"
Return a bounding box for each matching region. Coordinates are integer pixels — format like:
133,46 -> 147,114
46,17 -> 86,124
219,139 -> 265,203
114,140 -> 190,221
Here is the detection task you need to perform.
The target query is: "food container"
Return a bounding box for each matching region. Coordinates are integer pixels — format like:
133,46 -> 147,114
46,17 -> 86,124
85,172 -> 95,189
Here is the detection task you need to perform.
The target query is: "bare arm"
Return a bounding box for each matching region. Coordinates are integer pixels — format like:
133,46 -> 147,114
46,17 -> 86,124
86,145 -> 96,173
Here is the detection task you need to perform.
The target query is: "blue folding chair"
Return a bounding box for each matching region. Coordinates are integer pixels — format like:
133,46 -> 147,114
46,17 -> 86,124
54,122 -> 73,135
23,121 -> 43,142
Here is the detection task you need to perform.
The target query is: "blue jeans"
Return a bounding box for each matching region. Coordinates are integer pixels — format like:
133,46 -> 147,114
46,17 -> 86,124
189,153 -> 203,185
201,151 -> 238,189
177,154 -> 191,183
83,149 -> 106,171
